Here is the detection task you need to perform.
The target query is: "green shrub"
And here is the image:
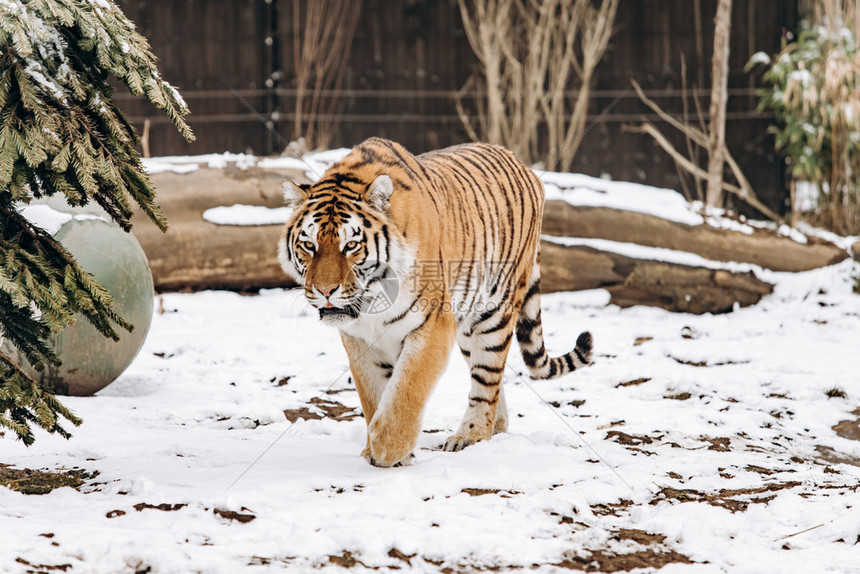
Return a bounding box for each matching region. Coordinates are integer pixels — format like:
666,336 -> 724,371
749,23 -> 860,234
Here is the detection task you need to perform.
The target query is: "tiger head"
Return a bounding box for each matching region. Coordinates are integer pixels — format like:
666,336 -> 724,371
277,174 -> 408,326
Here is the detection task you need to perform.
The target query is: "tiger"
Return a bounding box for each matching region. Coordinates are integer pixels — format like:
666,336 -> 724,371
278,138 -> 593,467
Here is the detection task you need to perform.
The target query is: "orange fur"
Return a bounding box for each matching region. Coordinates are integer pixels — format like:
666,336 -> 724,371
278,138 -> 593,466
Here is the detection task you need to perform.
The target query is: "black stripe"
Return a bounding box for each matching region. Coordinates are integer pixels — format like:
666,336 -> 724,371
472,306 -> 497,329
472,363 -> 504,374
463,147 -> 520,255
453,153 -> 504,242
516,315 -> 539,343
385,288 -> 424,325
406,309 -> 433,337
521,345 -> 546,367
353,146 -> 385,168
480,314 -> 511,335
563,353 -> 575,372
523,280 -> 540,305
381,224 -> 390,261
574,348 -> 588,365
471,373 -> 499,387
382,141 -> 417,174
377,361 -> 394,378
469,395 -> 499,405
484,332 -> 512,353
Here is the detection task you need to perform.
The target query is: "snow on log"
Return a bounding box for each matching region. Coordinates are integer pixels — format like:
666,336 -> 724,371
539,242 -> 773,314
132,166 -> 293,292
542,201 -> 847,272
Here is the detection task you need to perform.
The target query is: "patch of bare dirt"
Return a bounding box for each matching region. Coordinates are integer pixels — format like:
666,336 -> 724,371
590,499 -> 634,517
461,488 -> 521,497
15,558 -> 72,572
650,481 -> 801,513
388,548 -> 416,566
321,535 -> 693,574
669,356 -> 749,367
133,503 -> 187,512
706,437 -> 731,451
555,551 -> 691,572
745,465 -> 777,475
556,534 -> 693,573
815,445 -> 860,468
328,551 -> 366,568
606,431 -> 662,446
284,397 -> 360,423
613,528 -> 666,545
214,508 -> 256,523
669,356 -> 708,367
270,376 -> 291,387
832,409 -> 860,441
616,377 -> 651,388
0,465 -> 93,495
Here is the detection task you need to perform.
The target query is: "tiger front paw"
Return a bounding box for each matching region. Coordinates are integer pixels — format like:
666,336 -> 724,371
368,414 -> 416,467
360,438 -> 372,461
443,424 -> 495,452
442,432 -> 482,452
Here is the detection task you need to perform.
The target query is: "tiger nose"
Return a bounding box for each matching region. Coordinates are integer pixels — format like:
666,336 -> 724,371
317,285 -> 338,298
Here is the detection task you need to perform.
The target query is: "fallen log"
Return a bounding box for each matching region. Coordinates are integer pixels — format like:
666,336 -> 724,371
542,201 -> 847,272
132,165 -> 297,291
539,242 -> 773,314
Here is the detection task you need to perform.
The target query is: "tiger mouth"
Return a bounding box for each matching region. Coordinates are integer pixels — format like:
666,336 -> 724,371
319,306 -> 360,319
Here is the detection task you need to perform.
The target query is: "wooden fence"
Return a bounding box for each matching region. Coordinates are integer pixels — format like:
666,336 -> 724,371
115,0 -> 798,213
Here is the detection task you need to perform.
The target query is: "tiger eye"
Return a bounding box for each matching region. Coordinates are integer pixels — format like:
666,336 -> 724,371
345,240 -> 359,251
301,241 -> 315,252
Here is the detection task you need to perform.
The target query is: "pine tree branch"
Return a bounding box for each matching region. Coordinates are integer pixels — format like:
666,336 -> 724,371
0,0 -> 193,445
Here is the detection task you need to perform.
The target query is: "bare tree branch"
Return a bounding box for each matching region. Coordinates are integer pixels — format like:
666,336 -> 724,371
705,0 -> 732,206
630,79 -> 783,223
457,0 -> 617,169
625,122 -> 783,223
292,0 -> 362,151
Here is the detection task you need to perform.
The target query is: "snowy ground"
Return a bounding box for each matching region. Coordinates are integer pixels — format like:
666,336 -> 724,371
2,259 -> 859,573
3,153 -> 860,572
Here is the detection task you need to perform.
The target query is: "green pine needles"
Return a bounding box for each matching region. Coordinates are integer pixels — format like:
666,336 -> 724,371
0,0 -> 194,445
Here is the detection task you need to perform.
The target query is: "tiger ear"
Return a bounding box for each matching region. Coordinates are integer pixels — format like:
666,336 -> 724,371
367,175 -> 394,212
282,181 -> 310,208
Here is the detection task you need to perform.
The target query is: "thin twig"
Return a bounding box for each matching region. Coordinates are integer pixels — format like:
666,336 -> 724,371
773,523 -> 824,542
630,82 -> 784,222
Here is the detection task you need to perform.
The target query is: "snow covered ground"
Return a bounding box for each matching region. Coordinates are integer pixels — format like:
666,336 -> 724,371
3,261 -> 859,573
2,155 -> 860,573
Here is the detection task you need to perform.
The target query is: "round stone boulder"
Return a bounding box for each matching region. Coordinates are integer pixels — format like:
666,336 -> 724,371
7,197 -> 154,396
